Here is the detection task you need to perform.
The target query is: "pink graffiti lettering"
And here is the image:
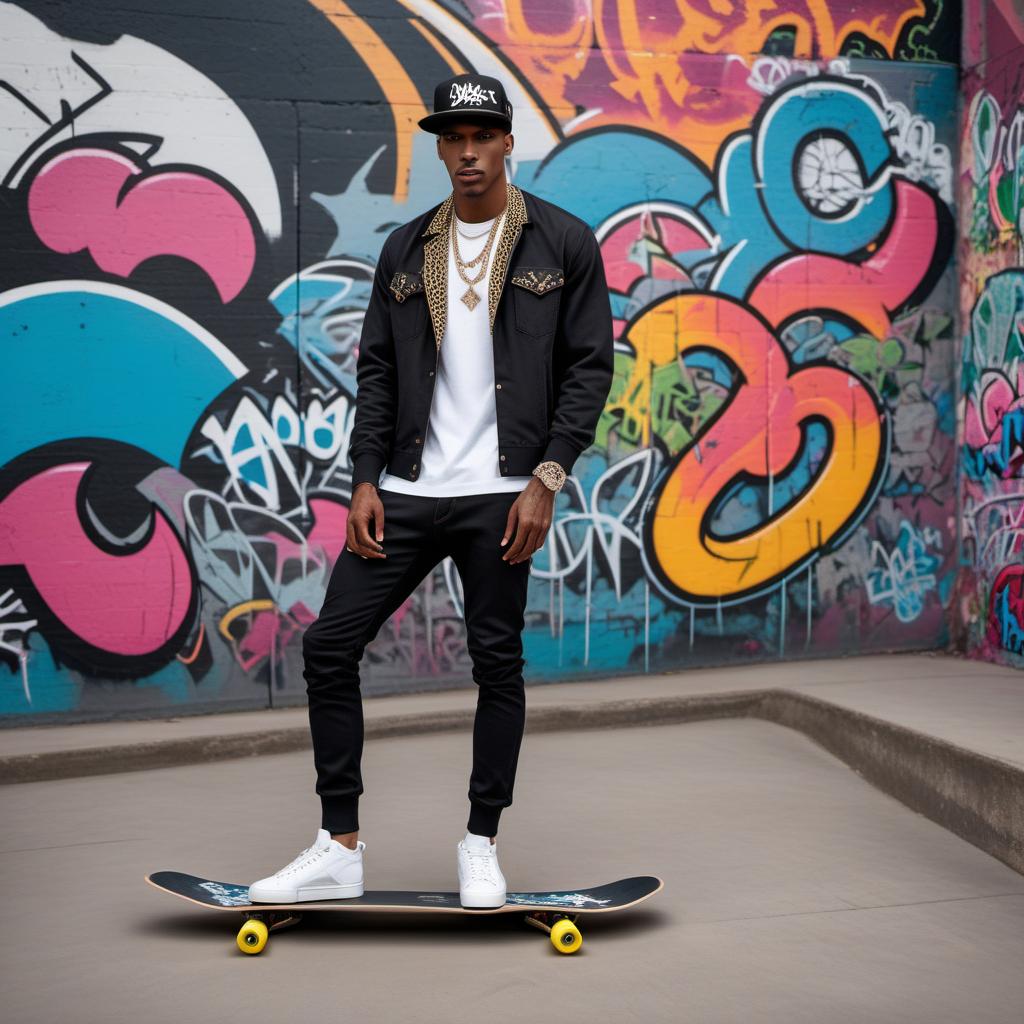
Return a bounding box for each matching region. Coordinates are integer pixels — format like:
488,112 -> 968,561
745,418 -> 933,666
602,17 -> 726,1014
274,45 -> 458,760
28,148 -> 256,303
0,463 -> 193,656
748,180 -> 940,336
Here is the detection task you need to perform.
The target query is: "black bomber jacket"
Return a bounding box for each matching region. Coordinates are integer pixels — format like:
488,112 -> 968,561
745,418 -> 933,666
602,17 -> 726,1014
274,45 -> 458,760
348,183 -> 614,489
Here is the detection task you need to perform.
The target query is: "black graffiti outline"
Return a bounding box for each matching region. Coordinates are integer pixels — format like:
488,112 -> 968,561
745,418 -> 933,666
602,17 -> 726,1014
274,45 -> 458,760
1,50 -> 112,190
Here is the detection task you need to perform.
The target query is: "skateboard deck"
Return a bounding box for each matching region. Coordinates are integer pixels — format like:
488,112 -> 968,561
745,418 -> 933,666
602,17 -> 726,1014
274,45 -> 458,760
145,870 -> 663,955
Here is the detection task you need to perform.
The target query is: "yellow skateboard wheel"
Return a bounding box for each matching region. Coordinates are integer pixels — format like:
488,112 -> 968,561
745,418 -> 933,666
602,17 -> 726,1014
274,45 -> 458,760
237,918 -> 269,955
549,919 -> 582,954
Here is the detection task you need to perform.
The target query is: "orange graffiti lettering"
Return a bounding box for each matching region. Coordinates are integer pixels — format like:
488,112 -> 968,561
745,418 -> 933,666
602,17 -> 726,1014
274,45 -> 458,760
633,294 -> 885,600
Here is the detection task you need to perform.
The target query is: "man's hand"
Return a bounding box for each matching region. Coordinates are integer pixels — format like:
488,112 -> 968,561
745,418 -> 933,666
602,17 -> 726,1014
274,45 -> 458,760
502,477 -> 556,564
347,482 -> 386,559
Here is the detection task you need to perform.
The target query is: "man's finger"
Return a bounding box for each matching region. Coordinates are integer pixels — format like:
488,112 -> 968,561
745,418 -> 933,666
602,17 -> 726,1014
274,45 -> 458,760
503,525 -> 532,562
521,527 -> 542,562
353,514 -> 386,558
501,502 -> 518,546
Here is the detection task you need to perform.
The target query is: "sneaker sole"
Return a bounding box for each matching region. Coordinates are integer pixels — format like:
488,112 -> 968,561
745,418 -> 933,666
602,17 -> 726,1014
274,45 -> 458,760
249,880 -> 364,903
459,890 -> 506,908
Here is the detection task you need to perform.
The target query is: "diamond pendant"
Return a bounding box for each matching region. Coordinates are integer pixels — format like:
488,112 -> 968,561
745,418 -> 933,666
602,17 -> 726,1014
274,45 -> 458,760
460,285 -> 481,311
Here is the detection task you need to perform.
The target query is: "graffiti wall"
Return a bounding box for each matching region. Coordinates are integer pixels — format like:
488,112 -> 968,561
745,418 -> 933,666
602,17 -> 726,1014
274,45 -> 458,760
0,0 -> 959,722
956,0 -> 1024,663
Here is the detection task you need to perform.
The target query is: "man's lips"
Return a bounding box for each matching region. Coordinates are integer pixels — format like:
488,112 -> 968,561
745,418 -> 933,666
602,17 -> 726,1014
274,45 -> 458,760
457,169 -> 483,178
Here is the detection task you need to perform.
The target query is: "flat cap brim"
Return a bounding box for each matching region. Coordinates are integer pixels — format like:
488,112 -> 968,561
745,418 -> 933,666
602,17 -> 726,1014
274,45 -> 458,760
418,109 -> 512,134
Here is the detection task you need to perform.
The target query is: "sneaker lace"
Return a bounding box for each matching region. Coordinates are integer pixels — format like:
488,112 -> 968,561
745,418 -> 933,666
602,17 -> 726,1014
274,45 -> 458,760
278,845 -> 328,878
463,846 -> 498,883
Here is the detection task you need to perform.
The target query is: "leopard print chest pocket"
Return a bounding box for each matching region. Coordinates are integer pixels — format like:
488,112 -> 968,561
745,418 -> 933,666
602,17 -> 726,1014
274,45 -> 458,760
388,269 -> 427,341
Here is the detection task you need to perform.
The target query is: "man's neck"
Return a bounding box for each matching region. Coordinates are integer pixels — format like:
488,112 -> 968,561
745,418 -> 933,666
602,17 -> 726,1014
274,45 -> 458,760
453,176 -> 509,223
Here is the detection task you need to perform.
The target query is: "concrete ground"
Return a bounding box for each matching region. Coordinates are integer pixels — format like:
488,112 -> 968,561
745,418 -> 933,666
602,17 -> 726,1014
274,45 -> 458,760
3,714 -> 1023,1023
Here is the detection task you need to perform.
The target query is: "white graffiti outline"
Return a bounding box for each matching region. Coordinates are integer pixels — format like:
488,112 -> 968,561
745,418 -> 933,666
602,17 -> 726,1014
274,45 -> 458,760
962,492 -> 1024,572
866,522 -> 942,622
0,588 -> 38,706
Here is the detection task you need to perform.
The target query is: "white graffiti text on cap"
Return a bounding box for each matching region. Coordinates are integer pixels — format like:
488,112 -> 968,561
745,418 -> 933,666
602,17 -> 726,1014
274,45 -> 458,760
450,82 -> 496,107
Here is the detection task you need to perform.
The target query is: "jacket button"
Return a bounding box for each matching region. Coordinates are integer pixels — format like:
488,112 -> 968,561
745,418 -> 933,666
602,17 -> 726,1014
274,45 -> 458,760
495,383 -> 501,389
500,455 -> 506,461
429,371 -> 434,376
412,463 -> 417,471
415,438 -> 422,444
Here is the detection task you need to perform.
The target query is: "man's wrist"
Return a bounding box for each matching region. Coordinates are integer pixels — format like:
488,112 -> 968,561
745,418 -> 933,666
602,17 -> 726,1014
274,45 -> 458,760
351,452 -> 386,489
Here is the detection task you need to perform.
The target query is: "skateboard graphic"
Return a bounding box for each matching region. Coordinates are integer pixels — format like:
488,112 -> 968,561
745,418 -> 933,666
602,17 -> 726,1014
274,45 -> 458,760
145,871 -> 663,955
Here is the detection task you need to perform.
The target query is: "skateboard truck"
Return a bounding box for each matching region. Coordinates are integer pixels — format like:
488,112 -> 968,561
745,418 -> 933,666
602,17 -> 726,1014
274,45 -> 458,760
523,910 -> 583,953
238,911 -> 303,953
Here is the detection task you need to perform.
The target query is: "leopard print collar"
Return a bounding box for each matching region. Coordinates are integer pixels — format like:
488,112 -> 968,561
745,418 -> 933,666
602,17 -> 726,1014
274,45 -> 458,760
420,183 -> 529,348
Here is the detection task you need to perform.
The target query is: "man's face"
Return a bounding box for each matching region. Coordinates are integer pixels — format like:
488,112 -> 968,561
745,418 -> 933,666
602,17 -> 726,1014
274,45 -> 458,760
435,120 -> 513,198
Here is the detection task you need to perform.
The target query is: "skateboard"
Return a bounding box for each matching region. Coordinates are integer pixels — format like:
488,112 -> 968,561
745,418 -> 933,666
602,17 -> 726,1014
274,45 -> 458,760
145,870 -> 663,955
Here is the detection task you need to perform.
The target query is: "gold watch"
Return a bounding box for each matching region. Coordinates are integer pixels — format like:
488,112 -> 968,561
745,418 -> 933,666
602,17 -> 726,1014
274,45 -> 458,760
532,460 -> 567,492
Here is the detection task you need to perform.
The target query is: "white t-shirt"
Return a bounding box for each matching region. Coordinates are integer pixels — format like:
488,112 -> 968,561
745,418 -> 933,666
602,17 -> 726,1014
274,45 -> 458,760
377,207 -> 535,497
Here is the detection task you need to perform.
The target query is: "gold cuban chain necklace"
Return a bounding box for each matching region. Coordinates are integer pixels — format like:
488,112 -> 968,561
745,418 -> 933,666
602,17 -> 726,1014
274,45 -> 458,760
451,190 -> 507,311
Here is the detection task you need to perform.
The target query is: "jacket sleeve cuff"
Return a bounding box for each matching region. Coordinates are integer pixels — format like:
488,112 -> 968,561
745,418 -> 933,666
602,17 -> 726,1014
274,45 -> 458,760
540,437 -> 580,477
351,453 -> 386,489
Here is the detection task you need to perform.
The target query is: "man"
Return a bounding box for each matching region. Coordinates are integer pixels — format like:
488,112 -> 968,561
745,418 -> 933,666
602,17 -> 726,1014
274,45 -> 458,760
249,73 -> 613,908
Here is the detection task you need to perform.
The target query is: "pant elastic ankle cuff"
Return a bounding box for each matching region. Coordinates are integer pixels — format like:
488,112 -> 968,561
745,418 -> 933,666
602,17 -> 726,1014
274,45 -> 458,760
467,805 -> 501,837
320,794 -> 359,834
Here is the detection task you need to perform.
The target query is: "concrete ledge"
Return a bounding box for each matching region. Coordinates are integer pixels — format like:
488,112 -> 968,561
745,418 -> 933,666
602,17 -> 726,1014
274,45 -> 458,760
0,690 -> 765,784
756,690 -> 1024,878
2,686 -> 1021,876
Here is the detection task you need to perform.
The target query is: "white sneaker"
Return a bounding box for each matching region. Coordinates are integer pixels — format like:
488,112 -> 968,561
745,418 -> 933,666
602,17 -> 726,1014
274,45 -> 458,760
248,828 -> 365,903
457,831 -> 506,908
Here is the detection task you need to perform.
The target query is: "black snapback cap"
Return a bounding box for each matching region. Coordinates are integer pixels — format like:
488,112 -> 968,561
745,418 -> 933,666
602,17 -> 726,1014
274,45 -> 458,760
418,73 -> 513,134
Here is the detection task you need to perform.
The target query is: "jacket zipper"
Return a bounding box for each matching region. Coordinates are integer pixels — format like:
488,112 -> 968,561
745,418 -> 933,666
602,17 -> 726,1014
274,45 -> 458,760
417,291 -> 444,477
416,336 -> 440,478
491,223 -> 524,476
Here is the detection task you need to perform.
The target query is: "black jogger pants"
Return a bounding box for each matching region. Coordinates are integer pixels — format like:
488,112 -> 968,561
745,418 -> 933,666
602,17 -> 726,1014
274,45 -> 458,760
301,488 -> 532,838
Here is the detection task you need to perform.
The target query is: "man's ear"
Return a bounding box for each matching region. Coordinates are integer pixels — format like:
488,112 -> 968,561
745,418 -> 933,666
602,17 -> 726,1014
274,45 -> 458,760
505,131 -> 514,155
